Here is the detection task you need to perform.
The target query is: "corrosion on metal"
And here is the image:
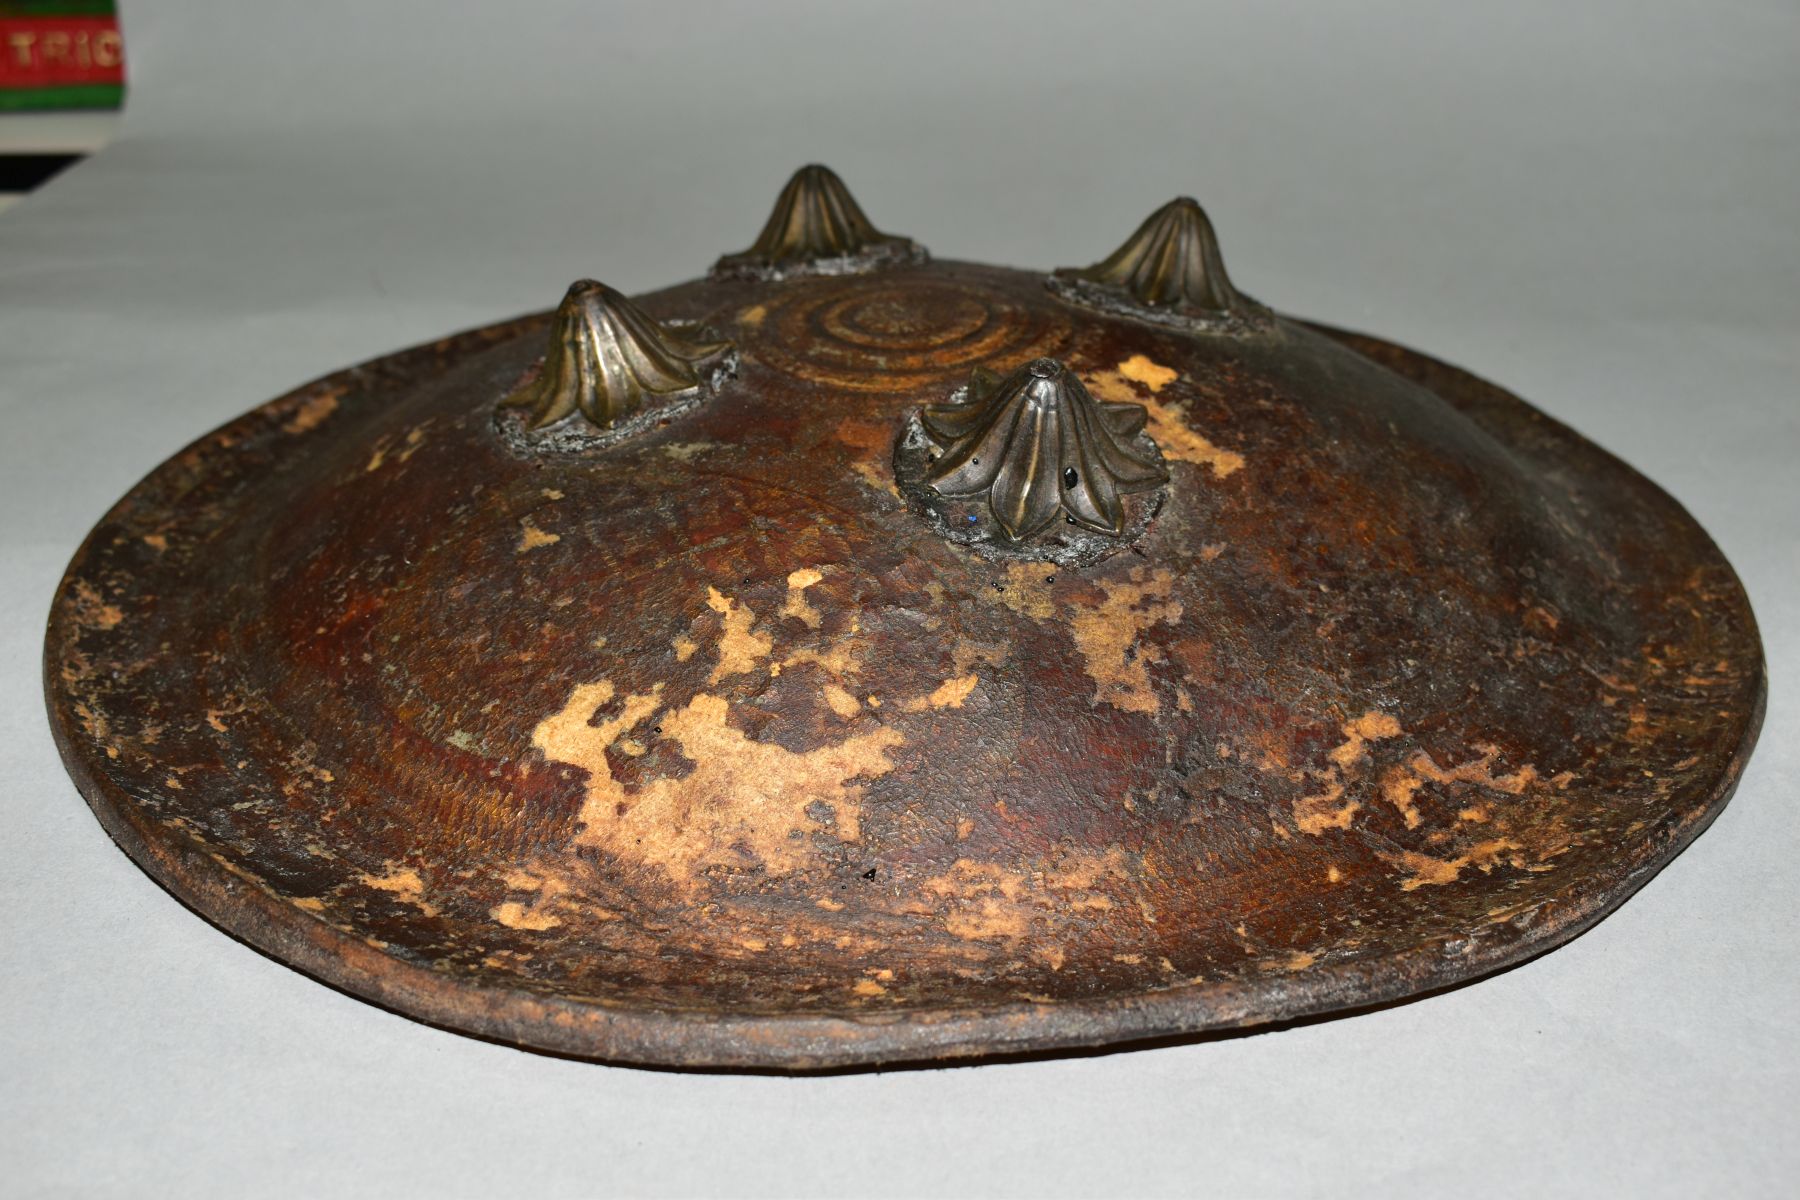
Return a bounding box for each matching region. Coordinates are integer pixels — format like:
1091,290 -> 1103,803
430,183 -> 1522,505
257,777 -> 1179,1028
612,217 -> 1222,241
45,173 -> 1765,1071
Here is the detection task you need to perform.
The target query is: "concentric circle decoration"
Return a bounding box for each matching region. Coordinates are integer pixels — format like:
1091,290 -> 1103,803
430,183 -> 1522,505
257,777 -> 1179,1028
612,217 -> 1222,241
750,276 -> 1072,392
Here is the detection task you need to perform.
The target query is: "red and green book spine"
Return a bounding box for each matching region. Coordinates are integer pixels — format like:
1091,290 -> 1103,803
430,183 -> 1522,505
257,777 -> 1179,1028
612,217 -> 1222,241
0,1 -> 125,111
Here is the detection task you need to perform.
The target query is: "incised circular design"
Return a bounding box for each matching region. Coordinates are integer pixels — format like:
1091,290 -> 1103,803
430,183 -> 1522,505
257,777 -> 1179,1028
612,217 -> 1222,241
749,269 -> 1072,393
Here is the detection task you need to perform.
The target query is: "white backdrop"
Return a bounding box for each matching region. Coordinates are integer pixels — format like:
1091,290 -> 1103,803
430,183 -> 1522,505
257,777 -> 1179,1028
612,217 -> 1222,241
2,3 -> 1795,1196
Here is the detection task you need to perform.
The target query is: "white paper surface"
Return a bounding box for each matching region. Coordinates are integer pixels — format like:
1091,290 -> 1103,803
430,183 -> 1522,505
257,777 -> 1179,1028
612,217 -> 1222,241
2,3 -> 1795,1196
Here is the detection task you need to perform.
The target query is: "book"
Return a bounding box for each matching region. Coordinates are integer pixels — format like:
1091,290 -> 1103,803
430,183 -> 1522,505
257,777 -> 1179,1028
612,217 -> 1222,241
0,1 -> 125,112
